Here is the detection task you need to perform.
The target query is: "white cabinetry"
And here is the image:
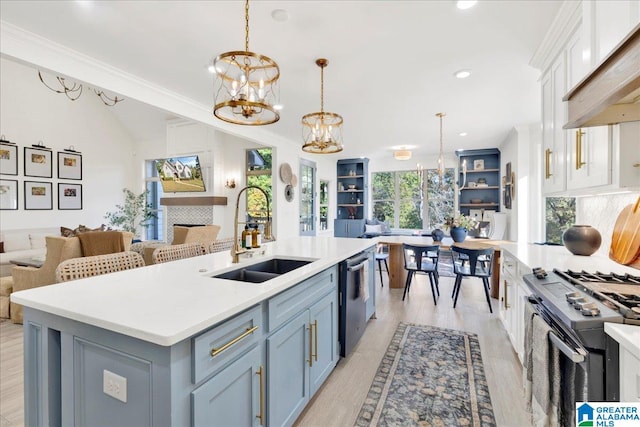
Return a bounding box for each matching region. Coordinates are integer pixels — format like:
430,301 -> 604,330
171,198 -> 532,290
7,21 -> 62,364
604,323 -> 640,402
499,250 -> 531,364
540,5 -> 640,196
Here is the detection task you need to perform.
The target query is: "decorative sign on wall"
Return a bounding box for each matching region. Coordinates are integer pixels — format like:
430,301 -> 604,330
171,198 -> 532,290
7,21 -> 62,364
24,145 -> 53,178
58,182 -> 82,209
502,162 -> 515,209
0,139 -> 18,175
0,179 -> 18,210
24,180 -> 53,210
58,150 -> 82,180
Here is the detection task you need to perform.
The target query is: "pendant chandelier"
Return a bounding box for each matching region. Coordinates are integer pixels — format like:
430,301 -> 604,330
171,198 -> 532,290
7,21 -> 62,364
436,112 -> 446,181
301,58 -> 343,154
213,0 -> 280,125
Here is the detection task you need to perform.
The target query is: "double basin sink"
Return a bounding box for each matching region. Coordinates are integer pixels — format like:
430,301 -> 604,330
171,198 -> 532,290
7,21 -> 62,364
213,258 -> 313,283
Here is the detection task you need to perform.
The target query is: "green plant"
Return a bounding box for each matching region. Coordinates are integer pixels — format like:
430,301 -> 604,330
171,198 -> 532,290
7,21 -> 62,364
104,189 -> 156,237
443,211 -> 478,230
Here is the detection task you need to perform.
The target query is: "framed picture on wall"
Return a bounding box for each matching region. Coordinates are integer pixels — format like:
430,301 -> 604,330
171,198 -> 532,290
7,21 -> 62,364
58,183 -> 82,210
0,179 -> 18,210
57,150 -> 82,180
24,181 -> 53,210
0,141 -> 18,176
24,146 -> 53,178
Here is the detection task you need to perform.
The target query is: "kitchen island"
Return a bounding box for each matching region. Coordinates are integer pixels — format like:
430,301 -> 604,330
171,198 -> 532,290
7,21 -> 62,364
11,236 -> 376,427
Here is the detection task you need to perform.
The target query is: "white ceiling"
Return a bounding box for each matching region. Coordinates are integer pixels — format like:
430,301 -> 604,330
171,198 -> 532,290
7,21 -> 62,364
0,0 -> 561,160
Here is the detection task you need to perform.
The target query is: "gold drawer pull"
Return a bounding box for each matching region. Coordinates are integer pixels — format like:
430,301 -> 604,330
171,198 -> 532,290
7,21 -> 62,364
210,325 -> 258,357
256,365 -> 264,425
545,148 -> 552,179
575,129 -> 586,170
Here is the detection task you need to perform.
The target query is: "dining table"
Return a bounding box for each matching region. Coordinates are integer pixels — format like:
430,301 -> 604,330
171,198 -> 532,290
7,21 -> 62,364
373,235 -> 505,298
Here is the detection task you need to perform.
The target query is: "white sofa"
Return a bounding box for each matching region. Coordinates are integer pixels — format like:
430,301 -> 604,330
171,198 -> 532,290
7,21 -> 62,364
0,228 -> 59,277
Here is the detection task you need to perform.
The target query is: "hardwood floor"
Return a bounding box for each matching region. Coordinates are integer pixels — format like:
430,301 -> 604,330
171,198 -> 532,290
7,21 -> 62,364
0,273 -> 532,427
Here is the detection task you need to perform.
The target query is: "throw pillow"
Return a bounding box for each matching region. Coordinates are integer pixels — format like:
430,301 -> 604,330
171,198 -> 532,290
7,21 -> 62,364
365,224 -> 382,234
60,226 -> 75,237
379,221 -> 391,233
365,218 -> 379,225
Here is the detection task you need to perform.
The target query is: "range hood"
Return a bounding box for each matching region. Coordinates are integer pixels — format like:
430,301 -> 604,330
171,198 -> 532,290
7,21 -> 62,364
563,23 -> 640,129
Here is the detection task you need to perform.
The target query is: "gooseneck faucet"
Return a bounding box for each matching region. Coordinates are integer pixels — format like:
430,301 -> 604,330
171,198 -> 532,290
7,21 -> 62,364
232,185 -> 274,263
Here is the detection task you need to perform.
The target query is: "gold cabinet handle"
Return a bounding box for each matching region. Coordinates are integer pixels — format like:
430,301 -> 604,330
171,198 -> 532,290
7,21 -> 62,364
503,280 -> 510,309
255,365 -> 264,425
545,148 -> 552,179
307,324 -> 313,367
575,129 -> 586,170
312,320 -> 318,362
210,326 -> 258,357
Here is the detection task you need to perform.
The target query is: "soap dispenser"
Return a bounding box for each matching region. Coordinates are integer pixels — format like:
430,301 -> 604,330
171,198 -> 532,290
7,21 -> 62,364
241,225 -> 250,249
251,225 -> 261,248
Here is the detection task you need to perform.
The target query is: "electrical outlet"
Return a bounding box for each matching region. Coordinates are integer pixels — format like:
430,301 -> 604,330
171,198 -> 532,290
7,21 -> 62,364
103,369 -> 127,403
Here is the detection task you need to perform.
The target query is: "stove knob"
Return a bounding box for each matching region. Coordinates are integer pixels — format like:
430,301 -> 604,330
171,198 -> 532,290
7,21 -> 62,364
572,298 -> 587,309
581,303 -> 600,316
565,292 -> 579,302
567,296 -> 585,306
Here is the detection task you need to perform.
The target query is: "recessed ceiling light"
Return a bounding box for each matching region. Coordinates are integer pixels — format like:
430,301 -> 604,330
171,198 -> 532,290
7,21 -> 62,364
456,1 -> 478,10
459,132 -> 468,137
271,9 -> 289,22
454,69 -> 472,79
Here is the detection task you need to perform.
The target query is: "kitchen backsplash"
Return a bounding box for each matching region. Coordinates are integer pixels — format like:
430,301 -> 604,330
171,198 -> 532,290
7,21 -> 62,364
576,193 -> 640,257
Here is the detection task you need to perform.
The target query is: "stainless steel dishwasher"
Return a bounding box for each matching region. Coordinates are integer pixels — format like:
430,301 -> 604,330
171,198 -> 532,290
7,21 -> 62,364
338,251 -> 370,357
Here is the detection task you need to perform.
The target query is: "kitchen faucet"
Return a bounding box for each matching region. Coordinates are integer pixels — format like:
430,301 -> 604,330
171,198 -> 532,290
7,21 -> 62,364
232,185 -> 274,263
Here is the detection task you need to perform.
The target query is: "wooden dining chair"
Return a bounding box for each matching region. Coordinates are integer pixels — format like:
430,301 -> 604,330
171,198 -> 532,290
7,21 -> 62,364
451,246 -> 494,313
402,243 -> 440,305
152,242 -> 206,264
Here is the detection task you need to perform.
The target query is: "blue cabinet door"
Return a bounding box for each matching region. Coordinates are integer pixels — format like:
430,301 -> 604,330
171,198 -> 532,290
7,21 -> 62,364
309,291 -> 338,396
191,345 -> 262,427
267,311 -> 310,427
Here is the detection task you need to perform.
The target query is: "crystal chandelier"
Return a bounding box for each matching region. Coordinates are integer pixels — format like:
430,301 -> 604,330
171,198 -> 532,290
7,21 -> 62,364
436,112 -> 446,180
213,0 -> 280,125
302,58 -> 343,154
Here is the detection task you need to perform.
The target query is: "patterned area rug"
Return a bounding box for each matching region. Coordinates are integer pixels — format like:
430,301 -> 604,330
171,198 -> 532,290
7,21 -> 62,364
355,323 -> 496,427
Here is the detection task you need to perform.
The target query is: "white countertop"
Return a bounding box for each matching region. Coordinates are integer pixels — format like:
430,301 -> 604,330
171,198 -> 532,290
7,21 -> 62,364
499,242 -> 640,275
605,323 -> 640,357
11,237 -> 375,346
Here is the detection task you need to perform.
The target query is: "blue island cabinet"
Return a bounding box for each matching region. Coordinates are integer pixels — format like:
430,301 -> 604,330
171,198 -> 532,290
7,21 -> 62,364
21,265 -> 340,427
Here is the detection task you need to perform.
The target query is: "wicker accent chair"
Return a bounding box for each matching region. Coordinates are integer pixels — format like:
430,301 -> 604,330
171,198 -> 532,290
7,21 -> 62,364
55,251 -> 145,283
152,242 -> 207,264
208,237 -> 236,253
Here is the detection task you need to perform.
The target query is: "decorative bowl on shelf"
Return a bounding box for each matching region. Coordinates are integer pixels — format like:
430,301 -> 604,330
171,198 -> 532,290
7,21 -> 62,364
348,185 -> 356,190
470,198 -> 482,204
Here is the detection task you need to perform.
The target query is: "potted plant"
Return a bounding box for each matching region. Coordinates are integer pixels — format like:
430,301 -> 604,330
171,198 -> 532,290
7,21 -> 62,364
104,189 -> 157,240
443,212 -> 478,242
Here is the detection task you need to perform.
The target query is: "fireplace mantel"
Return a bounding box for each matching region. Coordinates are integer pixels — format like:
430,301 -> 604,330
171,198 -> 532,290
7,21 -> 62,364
160,196 -> 227,206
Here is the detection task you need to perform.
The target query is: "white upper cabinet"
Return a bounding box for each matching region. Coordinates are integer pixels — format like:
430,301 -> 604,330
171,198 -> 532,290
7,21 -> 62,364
538,1 -> 640,195
583,0 -> 640,66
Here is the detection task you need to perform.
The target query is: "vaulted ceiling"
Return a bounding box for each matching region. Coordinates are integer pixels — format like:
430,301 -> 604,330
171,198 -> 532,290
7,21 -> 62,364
0,1 -> 562,160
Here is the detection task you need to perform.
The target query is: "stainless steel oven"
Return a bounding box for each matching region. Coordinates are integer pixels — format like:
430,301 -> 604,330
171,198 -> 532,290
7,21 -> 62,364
523,271 -> 624,402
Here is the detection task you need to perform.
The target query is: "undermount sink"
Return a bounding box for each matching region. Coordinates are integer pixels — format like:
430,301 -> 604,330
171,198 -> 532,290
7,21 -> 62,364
212,258 -> 313,283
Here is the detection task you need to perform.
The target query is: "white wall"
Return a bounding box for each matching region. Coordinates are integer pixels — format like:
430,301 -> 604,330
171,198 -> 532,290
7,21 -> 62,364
0,58 -> 136,230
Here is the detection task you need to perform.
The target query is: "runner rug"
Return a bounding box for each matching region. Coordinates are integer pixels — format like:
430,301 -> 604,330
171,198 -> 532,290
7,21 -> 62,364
354,322 -> 497,427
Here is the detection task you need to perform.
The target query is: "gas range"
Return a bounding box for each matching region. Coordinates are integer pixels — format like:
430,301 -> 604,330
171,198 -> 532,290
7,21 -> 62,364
555,270 -> 640,323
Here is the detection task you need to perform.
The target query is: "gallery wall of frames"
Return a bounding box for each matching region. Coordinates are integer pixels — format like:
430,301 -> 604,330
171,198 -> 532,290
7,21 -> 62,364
0,138 -> 83,211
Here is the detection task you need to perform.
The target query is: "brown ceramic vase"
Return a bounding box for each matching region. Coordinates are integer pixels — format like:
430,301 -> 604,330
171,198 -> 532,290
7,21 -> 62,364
562,225 -> 602,256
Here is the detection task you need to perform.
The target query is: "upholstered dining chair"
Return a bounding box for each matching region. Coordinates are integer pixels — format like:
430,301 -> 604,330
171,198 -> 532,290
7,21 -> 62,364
402,243 -> 440,305
55,251 -> 145,283
152,242 -> 206,264
451,245 -> 494,313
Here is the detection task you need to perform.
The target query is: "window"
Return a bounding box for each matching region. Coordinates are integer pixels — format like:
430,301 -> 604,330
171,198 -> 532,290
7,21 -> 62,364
372,168 -> 454,229
545,197 -> 575,244
144,160 -> 164,241
319,180 -> 329,230
245,148 -> 273,222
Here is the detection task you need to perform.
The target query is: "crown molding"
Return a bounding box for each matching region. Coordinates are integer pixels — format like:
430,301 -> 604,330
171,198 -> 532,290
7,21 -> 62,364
0,21 -> 296,149
529,0 -> 582,73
